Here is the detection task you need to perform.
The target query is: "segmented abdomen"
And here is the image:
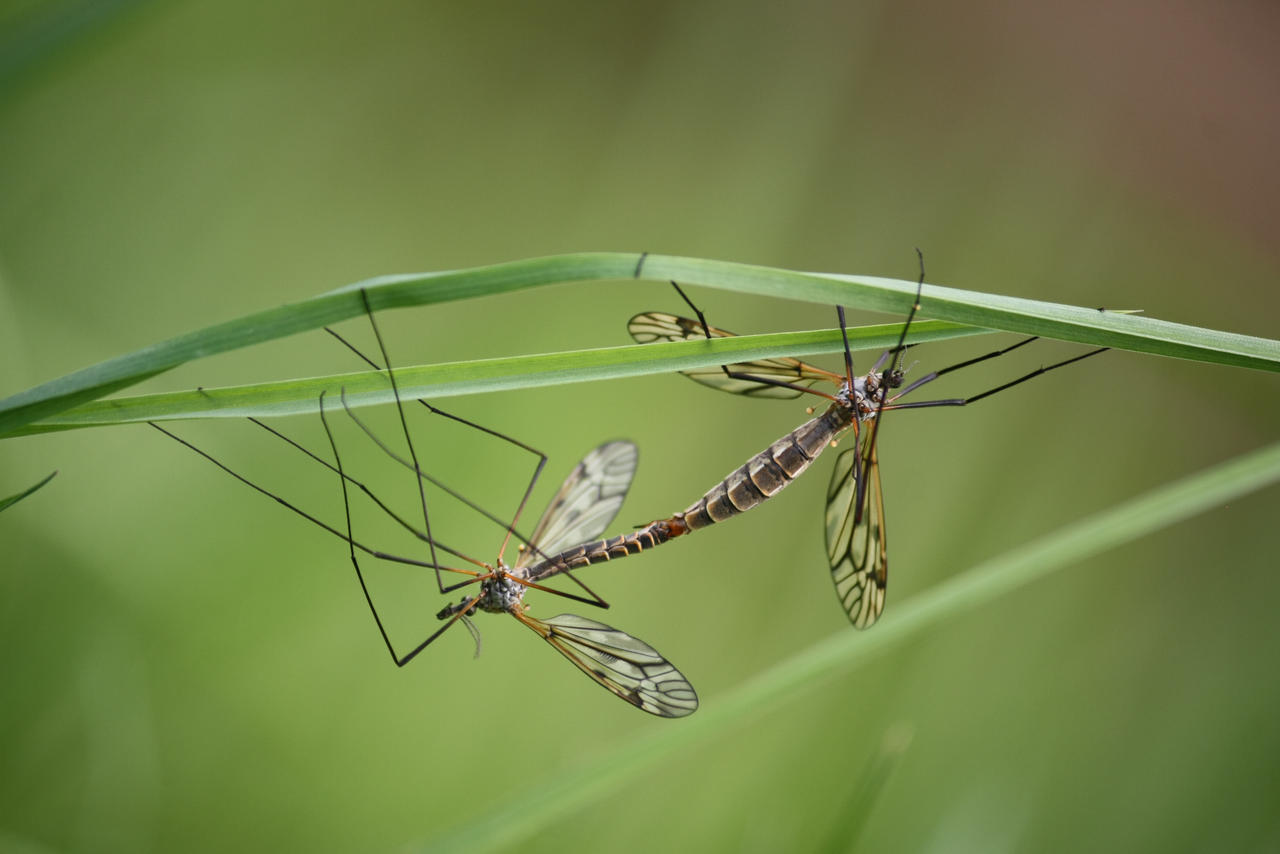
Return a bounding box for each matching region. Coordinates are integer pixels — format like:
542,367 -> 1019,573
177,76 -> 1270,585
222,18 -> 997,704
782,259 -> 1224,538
524,402 -> 855,582
680,403 -> 852,531
526,522 -> 678,582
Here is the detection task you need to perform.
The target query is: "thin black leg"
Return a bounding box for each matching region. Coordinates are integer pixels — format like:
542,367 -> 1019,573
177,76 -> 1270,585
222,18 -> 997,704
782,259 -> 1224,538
324,321 -> 549,567
884,347 -> 1109,412
319,390 -> 477,666
148,421 -> 469,575
852,251 -> 927,525
356,290 -> 443,592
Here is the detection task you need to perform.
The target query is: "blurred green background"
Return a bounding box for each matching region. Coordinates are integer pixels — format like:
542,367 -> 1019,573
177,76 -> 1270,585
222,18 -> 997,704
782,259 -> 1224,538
2,0 -> 1278,851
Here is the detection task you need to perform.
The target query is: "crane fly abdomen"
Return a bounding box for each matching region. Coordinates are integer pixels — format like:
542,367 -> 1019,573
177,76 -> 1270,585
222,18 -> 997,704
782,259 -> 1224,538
680,403 -> 854,531
525,521 -> 680,582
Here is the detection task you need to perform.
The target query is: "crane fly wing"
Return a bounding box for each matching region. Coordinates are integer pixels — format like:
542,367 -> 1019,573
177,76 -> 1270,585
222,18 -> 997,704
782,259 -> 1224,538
628,311 -> 841,399
825,443 -> 887,629
515,441 -> 638,569
511,446 -> 696,717
515,612 -> 699,718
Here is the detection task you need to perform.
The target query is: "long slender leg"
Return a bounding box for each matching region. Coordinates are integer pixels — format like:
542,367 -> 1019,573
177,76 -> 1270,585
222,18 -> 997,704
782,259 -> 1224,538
181,411 -> 612,613
837,305 -> 856,385
326,324 -> 547,491
883,346 -> 1108,412
148,421 -> 477,576
884,249 -> 927,379
874,250 -> 1108,411
324,320 -> 549,566
154,313 -> 621,668
669,280 -> 714,340
317,391 -> 437,665
331,313 -> 613,609
245,415 -> 479,571
354,290 -> 447,594
330,390 -> 600,608
893,336 -> 1039,399
244,402 -> 609,609
320,389 -> 478,666
332,392 -> 541,561
851,251 -> 927,525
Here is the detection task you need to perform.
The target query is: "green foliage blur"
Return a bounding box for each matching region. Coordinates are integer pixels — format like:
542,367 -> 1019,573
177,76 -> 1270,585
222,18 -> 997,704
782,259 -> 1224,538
2,1 -> 1277,851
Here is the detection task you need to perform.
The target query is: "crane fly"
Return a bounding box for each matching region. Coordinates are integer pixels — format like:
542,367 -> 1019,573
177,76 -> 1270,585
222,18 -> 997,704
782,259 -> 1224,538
396,437 -> 697,718
151,290 -> 697,718
624,256 -> 1108,627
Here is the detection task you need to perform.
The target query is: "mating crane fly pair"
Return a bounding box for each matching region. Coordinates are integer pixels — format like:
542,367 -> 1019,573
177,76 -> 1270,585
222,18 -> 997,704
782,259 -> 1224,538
153,267 -> 1104,717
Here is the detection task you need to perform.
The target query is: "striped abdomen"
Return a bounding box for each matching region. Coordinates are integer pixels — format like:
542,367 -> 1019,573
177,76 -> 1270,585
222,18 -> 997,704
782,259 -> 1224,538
525,402 -> 855,582
526,521 -> 680,582
679,402 -> 854,531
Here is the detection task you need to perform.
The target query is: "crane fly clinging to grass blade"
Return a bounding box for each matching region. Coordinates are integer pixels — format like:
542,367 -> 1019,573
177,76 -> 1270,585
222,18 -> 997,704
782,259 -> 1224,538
152,291 -> 697,718
626,259 -> 1107,628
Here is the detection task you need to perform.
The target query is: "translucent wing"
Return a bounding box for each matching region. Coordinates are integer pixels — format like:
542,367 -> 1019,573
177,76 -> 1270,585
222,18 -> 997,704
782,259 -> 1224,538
825,441 -> 888,629
628,311 -> 841,399
515,612 -> 699,717
515,441 -> 638,569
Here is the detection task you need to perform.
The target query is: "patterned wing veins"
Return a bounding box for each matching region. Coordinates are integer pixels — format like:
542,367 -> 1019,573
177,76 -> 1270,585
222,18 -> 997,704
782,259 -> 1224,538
825,444 -> 888,629
515,612 -> 699,717
516,441 -> 639,569
628,311 -> 840,399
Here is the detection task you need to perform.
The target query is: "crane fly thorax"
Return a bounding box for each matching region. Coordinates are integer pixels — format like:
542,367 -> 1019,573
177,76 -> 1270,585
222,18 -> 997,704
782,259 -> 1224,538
475,561 -> 527,614
836,377 -> 876,424
842,367 -> 906,423
434,561 -> 529,621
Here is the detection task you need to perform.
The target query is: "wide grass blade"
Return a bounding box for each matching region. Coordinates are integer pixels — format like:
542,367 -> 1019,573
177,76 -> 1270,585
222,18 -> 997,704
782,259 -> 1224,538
416,440 -> 1280,853
2,252 -> 1275,436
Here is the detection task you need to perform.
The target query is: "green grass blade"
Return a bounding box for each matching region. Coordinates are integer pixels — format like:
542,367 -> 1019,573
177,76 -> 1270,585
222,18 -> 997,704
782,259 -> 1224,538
5,321 -> 985,435
2,252 -> 1275,436
416,440 -> 1280,853
0,471 -> 57,512
636,254 -> 1278,371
